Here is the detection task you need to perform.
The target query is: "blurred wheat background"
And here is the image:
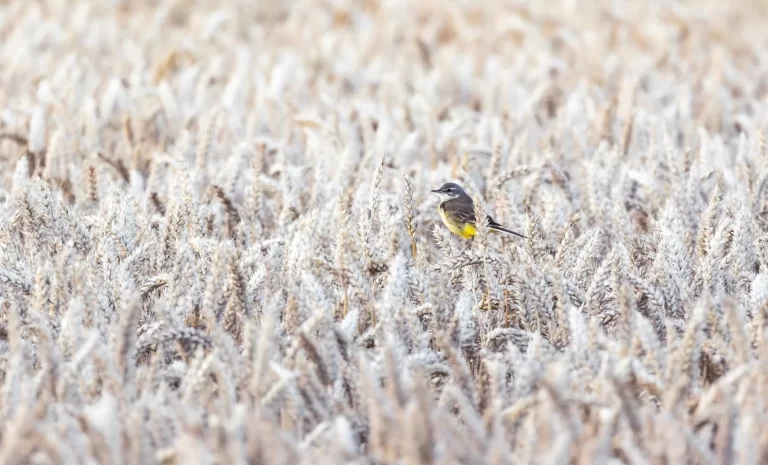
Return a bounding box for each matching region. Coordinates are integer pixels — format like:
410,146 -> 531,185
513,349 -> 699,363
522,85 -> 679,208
2,0 -> 768,463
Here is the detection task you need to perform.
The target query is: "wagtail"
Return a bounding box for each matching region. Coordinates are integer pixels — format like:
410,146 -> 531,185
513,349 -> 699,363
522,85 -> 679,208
431,183 -> 525,248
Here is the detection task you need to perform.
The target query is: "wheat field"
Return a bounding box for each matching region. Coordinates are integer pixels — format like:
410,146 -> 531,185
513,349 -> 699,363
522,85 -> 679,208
1,0 -> 768,463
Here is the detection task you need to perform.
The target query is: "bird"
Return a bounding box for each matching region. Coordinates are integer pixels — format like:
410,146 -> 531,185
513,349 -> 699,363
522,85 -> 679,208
431,182 -> 525,249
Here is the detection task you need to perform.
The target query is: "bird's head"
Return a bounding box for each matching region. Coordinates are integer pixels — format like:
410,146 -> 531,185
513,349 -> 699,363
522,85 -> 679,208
431,182 -> 466,201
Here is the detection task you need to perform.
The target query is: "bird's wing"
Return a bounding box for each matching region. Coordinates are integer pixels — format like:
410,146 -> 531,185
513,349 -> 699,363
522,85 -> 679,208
445,198 -> 507,226
486,215 -> 502,227
443,198 -> 477,225
445,198 -> 526,238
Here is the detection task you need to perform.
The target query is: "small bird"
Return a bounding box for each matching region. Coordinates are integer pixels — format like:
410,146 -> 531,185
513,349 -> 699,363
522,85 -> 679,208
431,182 -> 526,244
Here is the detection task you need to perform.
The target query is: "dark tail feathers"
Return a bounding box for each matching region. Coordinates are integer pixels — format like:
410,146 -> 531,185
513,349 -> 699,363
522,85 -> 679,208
488,223 -> 526,239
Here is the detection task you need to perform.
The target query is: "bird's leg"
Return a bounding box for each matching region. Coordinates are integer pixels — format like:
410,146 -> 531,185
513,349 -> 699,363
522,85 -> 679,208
460,237 -> 474,256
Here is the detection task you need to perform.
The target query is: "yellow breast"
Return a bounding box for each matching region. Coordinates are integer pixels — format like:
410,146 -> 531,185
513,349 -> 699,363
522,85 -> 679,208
438,204 -> 476,239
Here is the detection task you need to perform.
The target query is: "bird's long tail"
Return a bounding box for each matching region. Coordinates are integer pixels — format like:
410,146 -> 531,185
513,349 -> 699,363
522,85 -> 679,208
489,223 -> 526,239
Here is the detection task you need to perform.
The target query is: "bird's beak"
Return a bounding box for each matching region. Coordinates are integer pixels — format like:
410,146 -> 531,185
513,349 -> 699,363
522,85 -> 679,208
430,189 -> 441,193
